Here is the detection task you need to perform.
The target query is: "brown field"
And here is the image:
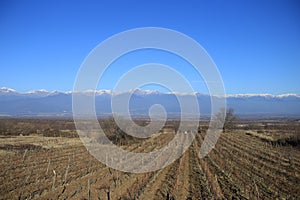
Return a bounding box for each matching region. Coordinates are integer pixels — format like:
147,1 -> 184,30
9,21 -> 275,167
0,118 -> 299,199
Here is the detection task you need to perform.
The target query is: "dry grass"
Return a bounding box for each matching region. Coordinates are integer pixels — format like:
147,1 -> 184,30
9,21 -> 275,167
0,134 -> 82,150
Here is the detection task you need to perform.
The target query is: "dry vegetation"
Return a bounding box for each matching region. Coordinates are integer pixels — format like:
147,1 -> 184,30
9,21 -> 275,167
0,118 -> 299,199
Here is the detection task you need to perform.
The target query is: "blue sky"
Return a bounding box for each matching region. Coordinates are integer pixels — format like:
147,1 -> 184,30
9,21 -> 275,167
0,0 -> 300,94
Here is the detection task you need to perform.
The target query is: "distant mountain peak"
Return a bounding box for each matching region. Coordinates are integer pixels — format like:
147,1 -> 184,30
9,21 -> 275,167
131,88 -> 161,95
27,89 -> 48,93
277,94 -> 300,98
24,89 -> 50,97
226,94 -> 274,98
0,87 -> 17,93
226,93 -> 300,98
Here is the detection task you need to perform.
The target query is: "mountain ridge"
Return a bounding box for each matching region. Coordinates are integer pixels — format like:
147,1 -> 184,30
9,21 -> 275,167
1,87 -> 300,117
1,87 -> 299,98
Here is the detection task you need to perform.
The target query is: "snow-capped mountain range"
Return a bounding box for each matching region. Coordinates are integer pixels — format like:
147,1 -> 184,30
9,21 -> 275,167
0,87 -> 299,117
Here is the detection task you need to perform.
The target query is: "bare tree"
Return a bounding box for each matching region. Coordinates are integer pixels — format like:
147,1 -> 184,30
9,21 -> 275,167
214,108 -> 238,133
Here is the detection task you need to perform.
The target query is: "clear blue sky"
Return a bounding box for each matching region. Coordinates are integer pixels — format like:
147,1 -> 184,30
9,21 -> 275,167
0,0 -> 299,94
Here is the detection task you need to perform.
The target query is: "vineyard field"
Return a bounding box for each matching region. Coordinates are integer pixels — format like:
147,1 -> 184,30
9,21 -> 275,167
0,118 -> 299,199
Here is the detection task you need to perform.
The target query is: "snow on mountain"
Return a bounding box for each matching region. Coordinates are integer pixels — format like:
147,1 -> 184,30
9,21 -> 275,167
47,90 -> 64,96
26,89 -> 49,94
0,87 -> 18,94
276,94 -> 300,98
0,87 -> 299,117
1,87 -> 298,99
226,94 -> 274,98
115,88 -> 161,96
225,93 -> 300,99
26,89 -> 50,97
